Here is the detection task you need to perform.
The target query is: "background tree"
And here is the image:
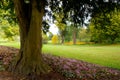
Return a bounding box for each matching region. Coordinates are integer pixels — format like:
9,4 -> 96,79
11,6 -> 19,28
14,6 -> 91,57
0,20 -> 19,41
47,32 -> 53,40
72,24 -> 79,44
0,1 -> 19,41
64,25 -> 73,42
54,12 -> 67,44
90,9 -> 120,43
42,32 -> 48,44
78,27 -> 91,42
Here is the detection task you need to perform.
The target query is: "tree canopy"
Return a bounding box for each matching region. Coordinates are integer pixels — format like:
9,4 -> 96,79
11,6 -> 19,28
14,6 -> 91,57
1,0 -> 120,27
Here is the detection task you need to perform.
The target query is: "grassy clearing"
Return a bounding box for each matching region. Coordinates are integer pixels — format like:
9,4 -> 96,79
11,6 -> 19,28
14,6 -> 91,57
43,44 -> 120,70
0,41 -> 120,70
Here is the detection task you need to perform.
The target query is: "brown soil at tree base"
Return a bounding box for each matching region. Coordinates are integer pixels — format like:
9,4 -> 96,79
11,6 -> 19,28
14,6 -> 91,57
0,71 -> 20,80
0,71 -> 74,80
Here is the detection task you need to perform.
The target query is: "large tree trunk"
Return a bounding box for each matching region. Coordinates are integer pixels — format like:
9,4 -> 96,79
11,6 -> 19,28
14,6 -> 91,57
12,0 -> 51,76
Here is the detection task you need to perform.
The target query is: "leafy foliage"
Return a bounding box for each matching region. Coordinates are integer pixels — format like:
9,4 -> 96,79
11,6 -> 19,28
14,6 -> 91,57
42,32 -> 48,44
54,12 -> 67,44
0,0 -> 16,24
0,20 -> 19,41
90,9 -> 120,43
78,28 -> 91,42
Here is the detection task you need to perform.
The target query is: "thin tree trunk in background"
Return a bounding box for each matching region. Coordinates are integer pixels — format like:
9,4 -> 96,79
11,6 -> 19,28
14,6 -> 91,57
73,27 -> 77,45
61,31 -> 65,44
61,35 -> 64,44
11,0 -> 51,76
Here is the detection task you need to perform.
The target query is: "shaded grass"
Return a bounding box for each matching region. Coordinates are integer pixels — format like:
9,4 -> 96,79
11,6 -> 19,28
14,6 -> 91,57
0,41 -> 120,70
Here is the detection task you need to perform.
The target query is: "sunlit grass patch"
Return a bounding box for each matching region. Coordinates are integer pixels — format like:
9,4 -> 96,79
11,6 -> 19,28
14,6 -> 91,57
43,44 -> 120,70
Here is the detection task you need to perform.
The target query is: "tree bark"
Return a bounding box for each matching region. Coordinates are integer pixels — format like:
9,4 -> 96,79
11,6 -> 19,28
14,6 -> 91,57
61,35 -> 64,44
61,31 -> 65,44
12,0 -> 51,76
73,27 -> 77,45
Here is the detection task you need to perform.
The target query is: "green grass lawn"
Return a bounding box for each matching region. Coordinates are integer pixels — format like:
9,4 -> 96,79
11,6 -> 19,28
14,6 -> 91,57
0,41 -> 120,70
43,44 -> 120,70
